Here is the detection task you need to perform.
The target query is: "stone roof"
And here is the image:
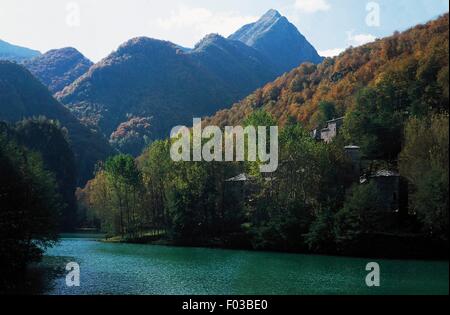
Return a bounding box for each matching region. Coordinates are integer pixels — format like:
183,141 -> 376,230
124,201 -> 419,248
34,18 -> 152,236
225,173 -> 249,182
326,117 -> 344,123
371,170 -> 400,178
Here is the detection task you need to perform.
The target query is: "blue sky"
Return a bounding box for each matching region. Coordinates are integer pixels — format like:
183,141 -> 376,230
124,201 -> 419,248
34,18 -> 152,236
0,0 -> 448,62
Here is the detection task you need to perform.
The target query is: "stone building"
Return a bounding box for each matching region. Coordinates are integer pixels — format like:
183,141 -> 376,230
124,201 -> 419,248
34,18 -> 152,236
361,170 -> 401,213
312,117 -> 345,143
344,145 -> 361,181
344,145 -> 402,213
227,124 -> 404,214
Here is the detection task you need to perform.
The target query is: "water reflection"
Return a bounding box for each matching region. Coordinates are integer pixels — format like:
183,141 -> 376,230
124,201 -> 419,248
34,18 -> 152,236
12,256 -> 74,295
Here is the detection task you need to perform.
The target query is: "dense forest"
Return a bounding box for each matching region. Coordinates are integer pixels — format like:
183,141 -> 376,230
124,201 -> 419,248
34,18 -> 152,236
0,121 -> 61,290
205,14 -> 449,130
0,61 -> 114,185
0,62 -> 112,290
78,14 -> 449,259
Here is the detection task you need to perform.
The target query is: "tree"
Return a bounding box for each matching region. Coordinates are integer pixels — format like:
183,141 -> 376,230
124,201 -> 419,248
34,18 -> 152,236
334,182 -> 383,253
105,154 -> 142,238
14,117 -> 78,230
399,114 -> 449,240
247,121 -> 349,251
244,109 -> 277,128
0,124 -> 60,289
343,86 -> 405,160
138,140 -> 172,233
79,169 -> 114,233
305,210 -> 335,253
110,116 -> 153,156
312,101 -> 337,129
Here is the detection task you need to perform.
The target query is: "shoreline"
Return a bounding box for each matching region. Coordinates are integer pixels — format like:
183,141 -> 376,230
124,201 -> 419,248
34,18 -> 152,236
92,233 -> 450,262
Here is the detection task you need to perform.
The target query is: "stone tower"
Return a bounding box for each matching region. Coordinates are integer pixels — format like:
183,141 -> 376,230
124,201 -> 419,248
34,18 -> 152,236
344,145 -> 361,181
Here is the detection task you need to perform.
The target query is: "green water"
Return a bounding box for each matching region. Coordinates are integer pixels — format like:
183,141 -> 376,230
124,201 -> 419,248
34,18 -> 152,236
34,235 -> 448,295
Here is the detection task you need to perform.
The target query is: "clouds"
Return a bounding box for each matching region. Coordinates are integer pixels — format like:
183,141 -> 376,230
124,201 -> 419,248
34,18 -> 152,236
156,5 -> 258,40
1,0 -> 448,63
346,31 -> 377,46
318,48 -> 345,57
318,31 -> 377,57
294,0 -> 331,13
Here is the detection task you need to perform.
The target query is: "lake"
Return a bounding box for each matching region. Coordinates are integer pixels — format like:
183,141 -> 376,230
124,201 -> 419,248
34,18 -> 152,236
31,234 -> 449,295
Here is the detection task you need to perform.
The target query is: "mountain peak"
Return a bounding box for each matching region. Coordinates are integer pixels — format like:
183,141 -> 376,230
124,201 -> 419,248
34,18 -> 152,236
228,9 -> 323,74
23,46 -> 93,94
49,47 -> 81,55
37,47 -> 88,62
199,33 -> 226,43
261,9 -> 282,21
194,33 -> 228,50
114,37 -> 179,57
119,37 -> 171,49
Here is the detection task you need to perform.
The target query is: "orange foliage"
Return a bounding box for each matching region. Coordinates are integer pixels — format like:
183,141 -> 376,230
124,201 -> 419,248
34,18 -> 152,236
204,14 -> 449,130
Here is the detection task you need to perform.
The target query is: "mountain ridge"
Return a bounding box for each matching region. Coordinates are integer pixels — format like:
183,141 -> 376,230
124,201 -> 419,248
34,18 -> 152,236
57,37 -> 240,138
0,61 -> 114,185
229,9 -> 323,75
56,10 -> 324,155
56,35 -> 277,145
206,14 -> 449,130
23,47 -> 93,94
0,39 -> 41,62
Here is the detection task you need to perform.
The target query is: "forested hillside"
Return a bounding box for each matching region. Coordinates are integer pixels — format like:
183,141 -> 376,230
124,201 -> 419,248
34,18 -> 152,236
57,35 -> 277,142
79,14 -> 449,258
24,47 -> 93,94
0,61 -> 113,185
56,10 -> 322,156
206,14 -> 449,133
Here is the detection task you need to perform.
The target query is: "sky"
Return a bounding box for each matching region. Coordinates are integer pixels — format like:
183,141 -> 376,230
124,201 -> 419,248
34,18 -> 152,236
0,0 -> 448,62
